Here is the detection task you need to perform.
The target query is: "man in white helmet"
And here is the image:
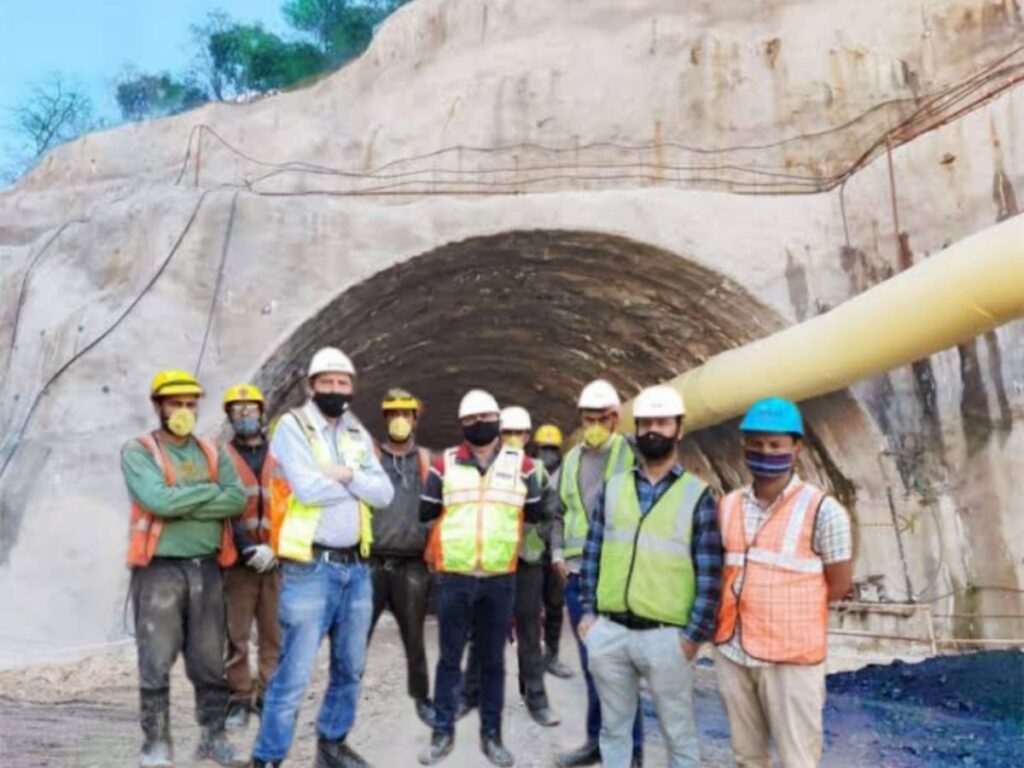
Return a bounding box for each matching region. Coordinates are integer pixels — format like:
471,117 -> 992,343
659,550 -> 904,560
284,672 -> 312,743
578,385 -> 723,768
251,347 -> 394,768
553,379 -> 644,768
418,391 -> 548,767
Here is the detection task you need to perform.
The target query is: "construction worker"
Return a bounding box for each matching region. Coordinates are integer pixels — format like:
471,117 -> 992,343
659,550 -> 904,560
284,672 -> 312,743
552,379 -> 643,768
579,385 -> 722,768
418,390 -> 547,767
251,347 -> 394,768
713,397 -> 853,768
532,423 -> 573,679
368,388 -> 435,727
221,384 -> 280,731
121,370 -> 248,768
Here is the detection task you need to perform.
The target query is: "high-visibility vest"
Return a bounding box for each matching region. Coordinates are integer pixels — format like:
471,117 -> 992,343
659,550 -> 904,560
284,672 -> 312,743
559,434 -> 634,558
126,432 -> 237,568
269,404 -> 375,562
714,480 -> 829,664
435,446 -> 528,575
519,464 -> 552,564
596,470 -> 706,626
223,442 -> 274,546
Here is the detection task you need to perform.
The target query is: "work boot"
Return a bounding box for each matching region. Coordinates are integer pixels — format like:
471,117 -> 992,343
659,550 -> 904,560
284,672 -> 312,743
251,761 -> 282,768
194,726 -> 249,767
415,697 -> 437,728
544,651 -> 574,679
315,736 -> 370,768
631,756 -> 643,768
224,700 -> 249,730
139,689 -> 173,768
139,741 -> 173,768
555,740 -> 601,768
481,732 -> 514,767
526,704 -> 561,727
418,732 -> 454,765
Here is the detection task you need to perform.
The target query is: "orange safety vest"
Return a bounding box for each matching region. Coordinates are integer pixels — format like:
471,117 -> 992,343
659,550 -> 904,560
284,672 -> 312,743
714,479 -> 829,664
224,442 -> 275,546
126,432 -> 238,568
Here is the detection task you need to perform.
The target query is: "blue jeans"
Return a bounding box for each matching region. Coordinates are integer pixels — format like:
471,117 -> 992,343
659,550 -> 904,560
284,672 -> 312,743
565,573 -> 643,757
252,559 -> 373,762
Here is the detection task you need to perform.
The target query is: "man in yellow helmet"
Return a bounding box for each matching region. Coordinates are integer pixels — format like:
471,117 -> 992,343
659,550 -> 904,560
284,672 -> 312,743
220,384 -> 281,731
121,370 -> 248,767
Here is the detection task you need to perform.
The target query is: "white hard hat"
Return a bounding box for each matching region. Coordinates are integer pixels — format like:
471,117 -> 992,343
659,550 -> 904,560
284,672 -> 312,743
500,406 -> 532,432
308,347 -> 356,379
633,385 -> 685,419
578,379 -> 621,410
459,389 -> 500,419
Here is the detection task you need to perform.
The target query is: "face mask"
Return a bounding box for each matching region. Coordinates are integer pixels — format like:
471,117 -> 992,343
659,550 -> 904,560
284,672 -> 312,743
583,423 -> 611,449
314,392 -> 351,418
232,416 -> 262,439
463,421 -> 500,446
503,435 -> 525,450
636,431 -> 677,460
538,448 -> 562,473
165,408 -> 196,438
387,416 -> 413,442
745,449 -> 795,478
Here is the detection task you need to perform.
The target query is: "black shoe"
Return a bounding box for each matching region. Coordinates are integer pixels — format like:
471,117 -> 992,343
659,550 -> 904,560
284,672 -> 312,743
455,698 -> 476,720
544,652 -> 574,679
252,761 -> 282,768
526,704 -> 560,727
315,736 -> 369,768
224,701 -> 250,730
415,698 -> 437,728
195,726 -> 248,767
418,732 -> 454,765
631,756 -> 643,768
480,732 -> 514,767
555,740 -> 600,768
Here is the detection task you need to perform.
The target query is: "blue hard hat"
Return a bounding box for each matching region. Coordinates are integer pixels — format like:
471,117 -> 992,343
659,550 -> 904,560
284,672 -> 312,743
740,397 -> 804,437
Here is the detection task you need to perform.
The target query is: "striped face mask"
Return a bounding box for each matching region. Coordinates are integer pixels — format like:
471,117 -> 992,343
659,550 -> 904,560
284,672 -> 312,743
744,449 -> 794,478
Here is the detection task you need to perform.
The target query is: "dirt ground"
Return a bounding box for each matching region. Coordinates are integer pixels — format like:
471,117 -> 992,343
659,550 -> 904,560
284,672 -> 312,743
0,618 -> 1021,767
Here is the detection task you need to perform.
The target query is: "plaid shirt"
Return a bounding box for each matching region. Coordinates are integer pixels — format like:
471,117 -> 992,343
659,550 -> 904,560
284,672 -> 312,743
580,464 -> 722,644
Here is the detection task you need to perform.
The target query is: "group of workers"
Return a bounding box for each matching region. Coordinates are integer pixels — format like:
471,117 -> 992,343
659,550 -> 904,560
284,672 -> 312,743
122,345 -> 852,768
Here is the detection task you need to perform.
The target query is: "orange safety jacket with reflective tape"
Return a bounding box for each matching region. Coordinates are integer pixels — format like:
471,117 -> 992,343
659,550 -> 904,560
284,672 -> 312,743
126,432 -> 238,568
223,441 -> 275,546
714,478 -> 829,664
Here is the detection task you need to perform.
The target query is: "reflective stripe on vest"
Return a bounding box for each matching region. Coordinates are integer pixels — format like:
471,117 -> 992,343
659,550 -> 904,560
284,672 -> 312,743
713,481 -> 829,664
224,442 -> 274,544
437,446 -> 527,575
559,434 -> 633,559
596,470 -> 706,626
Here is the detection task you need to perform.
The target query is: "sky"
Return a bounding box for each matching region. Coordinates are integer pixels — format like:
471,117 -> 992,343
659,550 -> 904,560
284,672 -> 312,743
0,0 -> 290,170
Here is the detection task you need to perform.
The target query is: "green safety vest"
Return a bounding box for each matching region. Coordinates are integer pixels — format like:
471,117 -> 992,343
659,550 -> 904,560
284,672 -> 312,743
559,434 -> 634,559
520,464 -> 550,564
596,469 -> 707,626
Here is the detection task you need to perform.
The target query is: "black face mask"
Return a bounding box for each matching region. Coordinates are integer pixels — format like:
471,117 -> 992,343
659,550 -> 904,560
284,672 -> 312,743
538,448 -> 562,473
463,421 -> 500,446
313,392 -> 351,418
636,431 -> 677,460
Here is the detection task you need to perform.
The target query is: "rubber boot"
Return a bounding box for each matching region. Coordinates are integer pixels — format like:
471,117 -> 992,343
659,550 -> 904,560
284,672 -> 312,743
195,725 -> 249,767
139,689 -> 173,768
315,736 -> 371,768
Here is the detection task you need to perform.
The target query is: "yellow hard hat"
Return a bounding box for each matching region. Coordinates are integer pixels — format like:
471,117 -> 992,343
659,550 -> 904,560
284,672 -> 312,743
534,424 -> 564,448
223,383 -> 265,409
382,387 -> 421,413
150,369 -> 203,398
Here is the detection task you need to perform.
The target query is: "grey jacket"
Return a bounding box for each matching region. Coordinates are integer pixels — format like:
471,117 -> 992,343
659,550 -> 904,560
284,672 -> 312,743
372,443 -> 433,557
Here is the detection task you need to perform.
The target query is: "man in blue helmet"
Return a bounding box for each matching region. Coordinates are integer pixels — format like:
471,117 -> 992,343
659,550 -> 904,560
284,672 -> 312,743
713,397 -> 853,768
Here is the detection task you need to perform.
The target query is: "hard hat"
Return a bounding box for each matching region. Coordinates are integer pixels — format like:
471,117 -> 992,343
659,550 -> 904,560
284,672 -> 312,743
633,385 -> 685,419
458,389 -> 500,419
382,387 -> 421,413
740,397 -> 804,437
534,424 -> 564,447
150,369 -> 203,398
308,347 -> 356,379
223,383 -> 265,408
500,406 -> 532,432
578,379 -> 621,410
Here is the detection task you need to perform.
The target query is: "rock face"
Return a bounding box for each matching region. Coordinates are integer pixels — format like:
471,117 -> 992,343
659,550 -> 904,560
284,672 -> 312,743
0,0 -> 1022,660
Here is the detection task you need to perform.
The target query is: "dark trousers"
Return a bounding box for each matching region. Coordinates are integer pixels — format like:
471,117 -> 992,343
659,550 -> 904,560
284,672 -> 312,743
542,556 -> 566,656
433,573 -> 515,737
369,555 -> 432,702
224,564 -> 282,704
515,560 -> 549,710
132,558 -> 230,728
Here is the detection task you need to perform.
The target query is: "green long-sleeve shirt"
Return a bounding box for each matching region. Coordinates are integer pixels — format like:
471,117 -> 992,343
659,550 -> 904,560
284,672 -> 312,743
121,433 -> 246,558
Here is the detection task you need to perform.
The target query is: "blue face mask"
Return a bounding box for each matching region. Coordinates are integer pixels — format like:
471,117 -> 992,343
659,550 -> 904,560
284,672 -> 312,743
744,449 -> 794,478
233,416 -> 262,439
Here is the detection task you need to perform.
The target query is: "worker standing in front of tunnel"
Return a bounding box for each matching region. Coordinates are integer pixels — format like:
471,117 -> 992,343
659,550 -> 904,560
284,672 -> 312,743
366,388 -> 436,728
418,390 -> 547,767
713,397 -> 853,768
121,370 -> 249,768
220,384 -> 281,732
578,385 -> 722,768
251,347 -> 394,768
552,379 -> 645,768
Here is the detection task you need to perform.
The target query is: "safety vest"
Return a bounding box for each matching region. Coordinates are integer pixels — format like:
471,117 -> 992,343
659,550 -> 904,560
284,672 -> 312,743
714,480 -> 829,664
224,442 -> 274,545
269,404 -> 374,562
519,464 -> 551,564
126,433 -> 237,568
559,434 -> 634,558
596,469 -> 706,626
435,446 -> 528,575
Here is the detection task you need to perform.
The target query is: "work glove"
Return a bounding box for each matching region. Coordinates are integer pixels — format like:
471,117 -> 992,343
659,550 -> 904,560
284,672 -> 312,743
244,544 -> 277,573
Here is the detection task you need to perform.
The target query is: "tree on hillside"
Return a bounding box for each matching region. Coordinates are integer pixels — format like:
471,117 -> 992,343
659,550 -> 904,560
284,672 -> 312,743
116,70 -> 208,121
207,23 -> 326,96
11,74 -> 94,160
282,0 -> 409,65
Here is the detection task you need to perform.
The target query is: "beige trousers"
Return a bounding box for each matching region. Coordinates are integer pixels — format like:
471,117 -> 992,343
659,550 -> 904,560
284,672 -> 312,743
714,648 -> 826,768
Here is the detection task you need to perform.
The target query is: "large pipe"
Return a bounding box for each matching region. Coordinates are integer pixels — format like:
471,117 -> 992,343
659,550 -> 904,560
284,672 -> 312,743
623,214 -> 1024,431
